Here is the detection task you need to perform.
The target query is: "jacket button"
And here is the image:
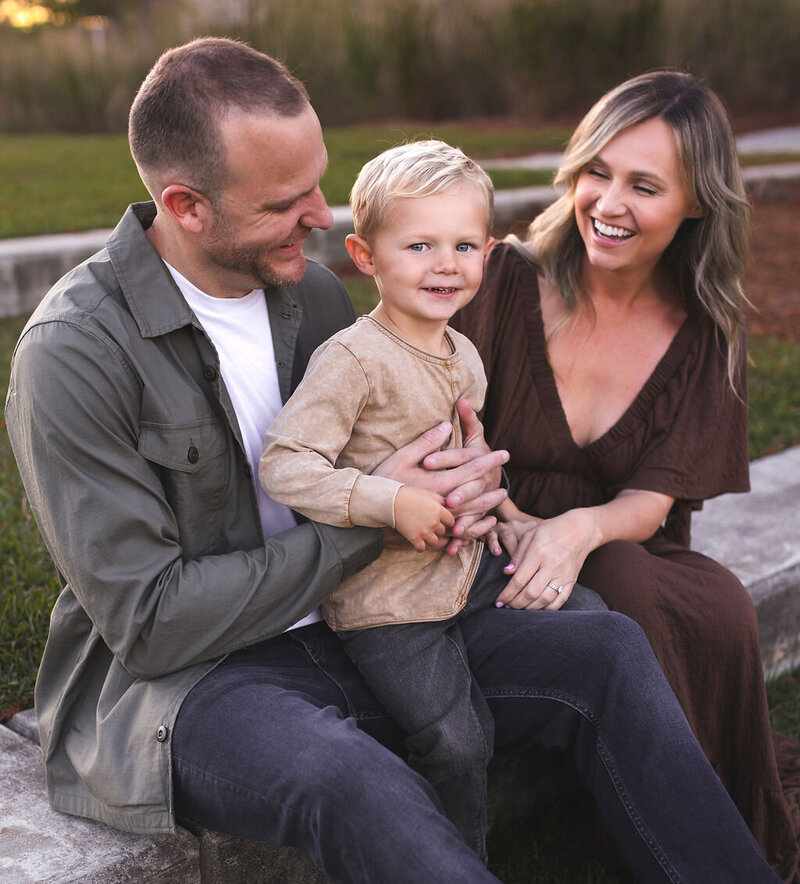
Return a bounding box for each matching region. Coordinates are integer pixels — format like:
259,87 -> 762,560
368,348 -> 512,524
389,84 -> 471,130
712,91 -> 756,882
203,365 -> 217,382
187,445 -> 199,464
156,725 -> 168,742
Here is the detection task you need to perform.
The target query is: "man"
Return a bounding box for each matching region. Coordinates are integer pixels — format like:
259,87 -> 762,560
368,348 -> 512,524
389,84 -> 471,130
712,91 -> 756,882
5,37 -> 778,883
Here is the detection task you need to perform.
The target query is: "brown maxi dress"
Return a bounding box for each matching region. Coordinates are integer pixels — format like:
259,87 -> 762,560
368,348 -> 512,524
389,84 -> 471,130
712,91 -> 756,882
452,241 -> 800,881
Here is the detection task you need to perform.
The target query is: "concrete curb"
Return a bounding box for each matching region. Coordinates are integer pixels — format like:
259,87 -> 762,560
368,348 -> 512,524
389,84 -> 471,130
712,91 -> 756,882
692,445 -> 800,678
0,186 -> 559,319
2,161 -> 799,320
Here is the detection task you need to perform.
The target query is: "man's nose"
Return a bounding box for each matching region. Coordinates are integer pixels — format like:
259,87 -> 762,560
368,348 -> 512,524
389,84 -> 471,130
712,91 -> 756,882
300,187 -> 333,230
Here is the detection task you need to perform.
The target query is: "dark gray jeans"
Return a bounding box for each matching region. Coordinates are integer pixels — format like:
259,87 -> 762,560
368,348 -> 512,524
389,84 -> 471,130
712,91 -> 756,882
336,548 -> 605,861
172,590 -> 778,883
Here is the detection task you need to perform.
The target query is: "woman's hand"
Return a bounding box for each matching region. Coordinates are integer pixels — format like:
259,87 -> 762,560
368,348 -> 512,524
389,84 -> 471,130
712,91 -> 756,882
493,509 -> 602,610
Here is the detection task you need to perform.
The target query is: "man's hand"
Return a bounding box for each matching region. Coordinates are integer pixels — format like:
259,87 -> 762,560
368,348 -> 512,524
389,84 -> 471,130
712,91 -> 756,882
373,399 -> 508,552
393,486 -> 455,552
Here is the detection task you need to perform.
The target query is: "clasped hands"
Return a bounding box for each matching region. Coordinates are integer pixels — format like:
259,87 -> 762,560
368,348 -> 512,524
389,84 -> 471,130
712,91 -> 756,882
372,398 -> 508,556
374,398 -> 597,611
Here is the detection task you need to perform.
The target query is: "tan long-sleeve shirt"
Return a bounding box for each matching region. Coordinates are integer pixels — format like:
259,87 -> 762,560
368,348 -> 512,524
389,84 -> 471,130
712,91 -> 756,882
260,315 -> 487,630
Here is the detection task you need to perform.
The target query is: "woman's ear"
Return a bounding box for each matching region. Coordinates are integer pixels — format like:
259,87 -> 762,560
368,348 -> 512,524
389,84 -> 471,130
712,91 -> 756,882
160,184 -> 212,234
345,233 -> 377,276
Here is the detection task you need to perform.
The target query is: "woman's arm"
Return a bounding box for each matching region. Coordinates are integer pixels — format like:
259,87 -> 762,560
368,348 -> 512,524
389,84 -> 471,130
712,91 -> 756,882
492,489 -> 674,610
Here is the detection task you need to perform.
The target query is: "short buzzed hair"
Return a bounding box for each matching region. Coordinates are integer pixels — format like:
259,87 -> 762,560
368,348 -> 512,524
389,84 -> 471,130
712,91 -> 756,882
349,140 -> 494,240
129,37 -> 310,200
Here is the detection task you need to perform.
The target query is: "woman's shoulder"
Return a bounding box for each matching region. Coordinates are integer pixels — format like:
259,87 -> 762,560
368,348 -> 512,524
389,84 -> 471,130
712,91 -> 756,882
481,239 -> 543,304
486,238 -> 540,274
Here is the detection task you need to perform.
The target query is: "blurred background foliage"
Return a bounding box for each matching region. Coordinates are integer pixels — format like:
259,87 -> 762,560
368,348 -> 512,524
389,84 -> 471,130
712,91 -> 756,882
0,0 -> 798,134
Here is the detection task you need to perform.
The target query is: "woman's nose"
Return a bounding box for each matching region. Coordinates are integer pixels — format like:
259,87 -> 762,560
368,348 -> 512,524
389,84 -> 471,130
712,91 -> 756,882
595,182 -> 625,217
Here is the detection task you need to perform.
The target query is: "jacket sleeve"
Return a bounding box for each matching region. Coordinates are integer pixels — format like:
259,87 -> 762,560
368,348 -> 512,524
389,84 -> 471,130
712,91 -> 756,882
5,320 -> 383,681
260,338 -> 401,529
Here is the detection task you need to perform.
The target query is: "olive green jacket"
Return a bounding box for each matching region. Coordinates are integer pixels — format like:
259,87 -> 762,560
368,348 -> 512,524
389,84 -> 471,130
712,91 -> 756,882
4,202 -> 382,835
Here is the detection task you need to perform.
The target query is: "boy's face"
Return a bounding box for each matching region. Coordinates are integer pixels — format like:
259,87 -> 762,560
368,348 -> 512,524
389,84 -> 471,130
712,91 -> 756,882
349,186 -> 492,338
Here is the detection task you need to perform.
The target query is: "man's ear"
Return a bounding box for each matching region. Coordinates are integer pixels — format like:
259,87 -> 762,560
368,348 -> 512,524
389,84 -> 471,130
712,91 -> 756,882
160,185 -> 212,234
345,233 -> 377,276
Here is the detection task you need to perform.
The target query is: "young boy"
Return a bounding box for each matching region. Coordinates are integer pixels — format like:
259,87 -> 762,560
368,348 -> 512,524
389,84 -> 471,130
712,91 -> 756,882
259,140 -> 518,861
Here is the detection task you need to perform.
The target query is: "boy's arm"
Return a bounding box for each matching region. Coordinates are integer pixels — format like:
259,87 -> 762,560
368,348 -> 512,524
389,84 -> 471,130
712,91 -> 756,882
260,339 -> 401,529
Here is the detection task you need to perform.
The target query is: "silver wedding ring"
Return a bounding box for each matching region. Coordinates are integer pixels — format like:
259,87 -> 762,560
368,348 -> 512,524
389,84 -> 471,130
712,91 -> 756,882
547,581 -> 564,595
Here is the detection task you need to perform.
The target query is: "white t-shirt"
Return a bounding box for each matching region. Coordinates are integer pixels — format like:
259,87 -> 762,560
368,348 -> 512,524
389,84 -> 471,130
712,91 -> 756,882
165,263 -> 321,629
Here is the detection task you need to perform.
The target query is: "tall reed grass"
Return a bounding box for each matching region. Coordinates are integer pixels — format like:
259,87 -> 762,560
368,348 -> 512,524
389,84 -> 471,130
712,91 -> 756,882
0,0 -> 797,134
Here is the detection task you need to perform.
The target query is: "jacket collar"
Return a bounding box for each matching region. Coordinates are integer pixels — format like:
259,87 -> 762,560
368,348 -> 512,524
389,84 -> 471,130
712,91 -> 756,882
106,202 -> 195,340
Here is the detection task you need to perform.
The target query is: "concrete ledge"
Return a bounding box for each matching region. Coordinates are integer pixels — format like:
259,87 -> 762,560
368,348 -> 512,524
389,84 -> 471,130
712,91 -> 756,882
2,160 -> 798,319
692,445 -> 800,678
0,230 -> 110,319
0,187 -> 558,319
0,723 -> 200,883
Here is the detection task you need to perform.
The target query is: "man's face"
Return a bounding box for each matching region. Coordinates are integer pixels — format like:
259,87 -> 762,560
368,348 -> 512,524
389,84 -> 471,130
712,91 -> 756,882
201,106 -> 333,295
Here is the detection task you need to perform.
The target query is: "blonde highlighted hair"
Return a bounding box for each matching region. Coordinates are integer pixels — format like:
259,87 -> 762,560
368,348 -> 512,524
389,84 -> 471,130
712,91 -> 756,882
350,139 -> 494,239
525,70 -> 751,384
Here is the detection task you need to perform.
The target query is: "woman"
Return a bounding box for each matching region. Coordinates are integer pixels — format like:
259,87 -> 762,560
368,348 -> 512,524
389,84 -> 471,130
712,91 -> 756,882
453,71 -> 800,880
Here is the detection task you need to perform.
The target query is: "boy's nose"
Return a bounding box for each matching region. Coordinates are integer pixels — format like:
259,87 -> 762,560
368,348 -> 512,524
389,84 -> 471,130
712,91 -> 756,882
434,249 -> 459,273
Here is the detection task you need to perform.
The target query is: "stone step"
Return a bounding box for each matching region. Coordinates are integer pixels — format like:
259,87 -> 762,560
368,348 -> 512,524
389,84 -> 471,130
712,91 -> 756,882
0,188 -> 556,320
692,444 -> 800,679
1,160 -> 798,321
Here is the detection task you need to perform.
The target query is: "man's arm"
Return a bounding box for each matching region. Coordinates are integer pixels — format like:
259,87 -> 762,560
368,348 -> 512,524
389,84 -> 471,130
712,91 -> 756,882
373,398 -> 509,550
5,322 -> 382,681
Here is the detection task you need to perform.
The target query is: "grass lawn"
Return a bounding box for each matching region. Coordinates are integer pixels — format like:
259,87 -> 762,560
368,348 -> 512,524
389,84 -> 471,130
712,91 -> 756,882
0,128 -> 796,239
0,127 -> 566,239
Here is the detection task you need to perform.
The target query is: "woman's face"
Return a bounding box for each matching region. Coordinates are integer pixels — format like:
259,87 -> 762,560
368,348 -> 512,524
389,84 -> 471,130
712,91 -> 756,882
573,116 -> 702,279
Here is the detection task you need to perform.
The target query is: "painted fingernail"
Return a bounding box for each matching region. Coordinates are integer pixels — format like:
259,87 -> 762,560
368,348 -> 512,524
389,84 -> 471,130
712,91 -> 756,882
495,601 -> 505,608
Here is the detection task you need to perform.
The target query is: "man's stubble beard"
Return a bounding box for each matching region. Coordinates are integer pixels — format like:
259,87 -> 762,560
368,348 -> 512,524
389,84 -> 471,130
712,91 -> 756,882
203,210 -> 307,290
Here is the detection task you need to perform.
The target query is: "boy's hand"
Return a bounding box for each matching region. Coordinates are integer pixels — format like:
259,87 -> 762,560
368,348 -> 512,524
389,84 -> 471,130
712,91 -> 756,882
373,400 -> 508,541
393,486 -> 455,552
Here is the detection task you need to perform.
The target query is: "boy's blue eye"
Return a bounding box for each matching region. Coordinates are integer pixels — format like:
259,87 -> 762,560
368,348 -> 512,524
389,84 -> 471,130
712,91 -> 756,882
408,243 -> 427,252
456,242 -> 475,252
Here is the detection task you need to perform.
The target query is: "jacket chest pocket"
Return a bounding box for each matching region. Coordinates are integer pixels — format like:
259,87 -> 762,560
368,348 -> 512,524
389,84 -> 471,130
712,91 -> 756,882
138,418 -> 232,556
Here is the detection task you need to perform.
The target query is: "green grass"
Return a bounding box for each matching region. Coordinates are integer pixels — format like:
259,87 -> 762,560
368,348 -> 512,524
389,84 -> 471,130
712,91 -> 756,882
0,127 -> 566,239
768,669 -> 800,738
748,336 -> 800,457
1,127 -> 798,239
0,135 -> 149,238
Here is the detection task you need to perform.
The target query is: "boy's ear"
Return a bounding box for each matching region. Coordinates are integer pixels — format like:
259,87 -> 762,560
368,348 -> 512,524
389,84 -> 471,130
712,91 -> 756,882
161,184 -> 212,235
345,234 -> 377,276
484,235 -> 496,254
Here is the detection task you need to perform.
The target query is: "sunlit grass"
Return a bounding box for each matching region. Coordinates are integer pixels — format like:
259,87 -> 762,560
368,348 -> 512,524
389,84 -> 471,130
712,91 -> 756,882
4,129 -> 797,240
0,127 -> 564,239
748,335 -> 800,457
0,135 -> 148,237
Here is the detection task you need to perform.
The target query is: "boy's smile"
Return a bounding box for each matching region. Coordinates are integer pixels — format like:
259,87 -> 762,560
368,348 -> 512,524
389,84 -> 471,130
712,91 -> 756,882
347,186 -> 492,354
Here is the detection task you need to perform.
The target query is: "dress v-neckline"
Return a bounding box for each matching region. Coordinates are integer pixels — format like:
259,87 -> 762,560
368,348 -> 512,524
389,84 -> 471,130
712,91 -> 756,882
520,259 -> 696,456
